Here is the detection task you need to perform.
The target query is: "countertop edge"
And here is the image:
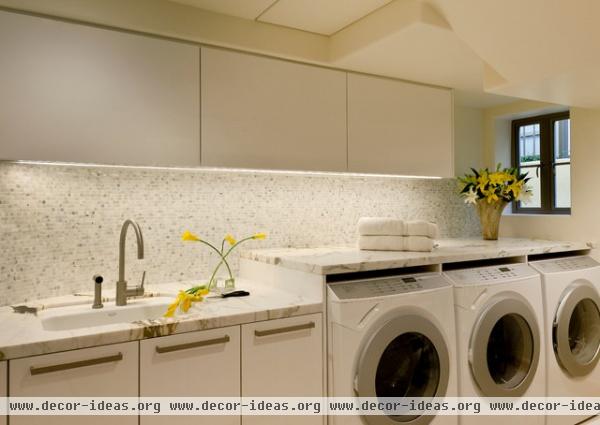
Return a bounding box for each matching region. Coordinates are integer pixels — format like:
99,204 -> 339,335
241,239 -> 594,275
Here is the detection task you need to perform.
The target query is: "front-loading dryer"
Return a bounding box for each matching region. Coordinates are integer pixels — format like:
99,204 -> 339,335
328,272 -> 458,425
444,263 -> 546,425
530,255 -> 600,425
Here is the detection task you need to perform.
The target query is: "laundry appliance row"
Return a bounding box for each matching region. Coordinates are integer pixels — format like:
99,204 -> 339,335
327,255 -> 600,425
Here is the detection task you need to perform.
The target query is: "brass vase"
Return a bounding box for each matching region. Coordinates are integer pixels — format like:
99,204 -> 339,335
476,199 -> 508,240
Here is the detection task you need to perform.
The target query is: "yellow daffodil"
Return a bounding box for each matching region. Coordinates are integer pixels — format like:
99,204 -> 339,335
164,291 -> 186,318
167,230 -> 267,316
476,173 -> 489,192
486,192 -> 500,203
163,289 -> 210,317
181,295 -> 193,313
182,230 -> 200,242
458,164 -> 529,206
488,172 -> 507,186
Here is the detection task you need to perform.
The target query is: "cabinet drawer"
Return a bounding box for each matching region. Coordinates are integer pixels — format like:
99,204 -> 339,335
242,313 -> 323,396
242,313 -> 323,425
9,341 -> 137,425
140,326 -> 241,425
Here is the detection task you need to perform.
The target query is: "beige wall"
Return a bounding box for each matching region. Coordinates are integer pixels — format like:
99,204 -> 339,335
501,106 -> 599,246
480,99 -> 599,245
454,104 -> 483,176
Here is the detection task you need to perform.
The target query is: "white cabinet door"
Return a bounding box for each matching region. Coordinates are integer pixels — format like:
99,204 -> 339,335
140,326 -> 241,425
0,361 -> 6,425
201,47 -> 347,172
9,342 -> 137,425
0,10 -> 200,166
241,313 -> 323,425
347,73 -> 453,177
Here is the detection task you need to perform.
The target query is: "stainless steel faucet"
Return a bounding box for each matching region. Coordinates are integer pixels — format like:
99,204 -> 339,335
115,219 -> 146,306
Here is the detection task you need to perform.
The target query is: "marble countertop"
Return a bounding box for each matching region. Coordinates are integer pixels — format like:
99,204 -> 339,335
0,279 -> 321,360
242,238 -> 593,275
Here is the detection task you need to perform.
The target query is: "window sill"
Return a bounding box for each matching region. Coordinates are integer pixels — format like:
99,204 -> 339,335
504,212 -> 571,217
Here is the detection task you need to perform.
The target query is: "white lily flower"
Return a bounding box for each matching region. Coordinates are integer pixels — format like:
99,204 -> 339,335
463,187 -> 478,204
519,186 -> 534,203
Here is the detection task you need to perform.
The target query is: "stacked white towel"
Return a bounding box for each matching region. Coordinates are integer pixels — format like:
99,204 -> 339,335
357,217 -> 438,252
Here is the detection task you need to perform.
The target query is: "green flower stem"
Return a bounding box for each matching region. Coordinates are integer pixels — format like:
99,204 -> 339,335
207,236 -> 255,290
193,239 -> 234,287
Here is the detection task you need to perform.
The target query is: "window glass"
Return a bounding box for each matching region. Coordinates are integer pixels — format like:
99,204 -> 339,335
513,112 -> 570,214
554,119 -> 571,208
518,123 -> 541,208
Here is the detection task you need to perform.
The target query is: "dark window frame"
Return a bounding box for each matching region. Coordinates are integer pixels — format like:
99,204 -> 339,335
511,111 -> 571,215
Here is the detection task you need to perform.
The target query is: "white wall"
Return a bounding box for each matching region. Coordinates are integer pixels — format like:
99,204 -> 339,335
454,104 -> 483,176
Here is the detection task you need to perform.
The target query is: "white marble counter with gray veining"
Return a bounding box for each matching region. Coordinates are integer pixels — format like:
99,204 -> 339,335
242,238 -> 593,275
0,279 -> 322,360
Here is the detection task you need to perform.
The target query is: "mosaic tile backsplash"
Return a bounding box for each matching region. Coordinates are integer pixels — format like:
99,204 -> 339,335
0,162 -> 480,306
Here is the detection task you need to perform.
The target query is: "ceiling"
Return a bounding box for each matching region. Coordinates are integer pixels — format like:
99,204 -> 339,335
167,0 -> 600,108
170,0 -> 393,35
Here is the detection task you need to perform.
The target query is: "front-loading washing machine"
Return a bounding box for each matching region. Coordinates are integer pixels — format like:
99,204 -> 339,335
444,263 -> 546,425
530,255 -> 600,425
328,272 -> 458,425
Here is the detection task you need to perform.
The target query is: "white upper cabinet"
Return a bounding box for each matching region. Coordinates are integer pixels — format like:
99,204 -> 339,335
201,47 -> 347,172
0,11 -> 200,167
347,73 -> 453,177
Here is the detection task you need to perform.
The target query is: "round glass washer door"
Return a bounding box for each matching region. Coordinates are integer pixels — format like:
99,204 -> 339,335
356,314 -> 450,425
469,295 -> 540,397
553,283 -> 600,376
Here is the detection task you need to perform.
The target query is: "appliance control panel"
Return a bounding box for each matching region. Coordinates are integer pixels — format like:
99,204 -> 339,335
329,273 -> 450,300
531,255 -> 599,273
444,263 -> 538,286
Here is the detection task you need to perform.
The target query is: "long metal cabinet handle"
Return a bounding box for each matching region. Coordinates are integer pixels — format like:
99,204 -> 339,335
30,352 -> 123,375
254,321 -> 315,337
155,335 -> 230,354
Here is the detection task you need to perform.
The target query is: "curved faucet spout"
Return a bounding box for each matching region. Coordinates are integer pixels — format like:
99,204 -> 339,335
116,219 -> 145,306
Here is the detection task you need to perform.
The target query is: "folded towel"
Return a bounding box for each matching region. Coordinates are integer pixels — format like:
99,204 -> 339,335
358,217 -> 405,236
358,217 -> 439,238
358,235 -> 435,252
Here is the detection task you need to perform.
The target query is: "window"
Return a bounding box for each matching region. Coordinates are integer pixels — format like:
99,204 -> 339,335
512,111 -> 571,214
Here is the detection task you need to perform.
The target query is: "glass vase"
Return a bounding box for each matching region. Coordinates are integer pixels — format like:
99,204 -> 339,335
476,199 -> 508,240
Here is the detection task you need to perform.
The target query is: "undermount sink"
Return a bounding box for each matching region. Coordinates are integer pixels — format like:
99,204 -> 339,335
40,297 -> 174,331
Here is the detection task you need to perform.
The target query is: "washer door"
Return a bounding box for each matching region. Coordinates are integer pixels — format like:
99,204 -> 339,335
356,314 -> 450,425
553,283 -> 600,376
469,295 -> 540,397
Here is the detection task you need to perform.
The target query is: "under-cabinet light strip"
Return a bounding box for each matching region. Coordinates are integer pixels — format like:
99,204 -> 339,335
9,160 -> 443,180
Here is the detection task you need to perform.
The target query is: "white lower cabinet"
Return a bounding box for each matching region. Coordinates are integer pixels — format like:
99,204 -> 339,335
140,326 -> 241,425
1,361 -> 6,425
241,313 -> 323,425
9,341 -> 138,425
6,314 -> 323,425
